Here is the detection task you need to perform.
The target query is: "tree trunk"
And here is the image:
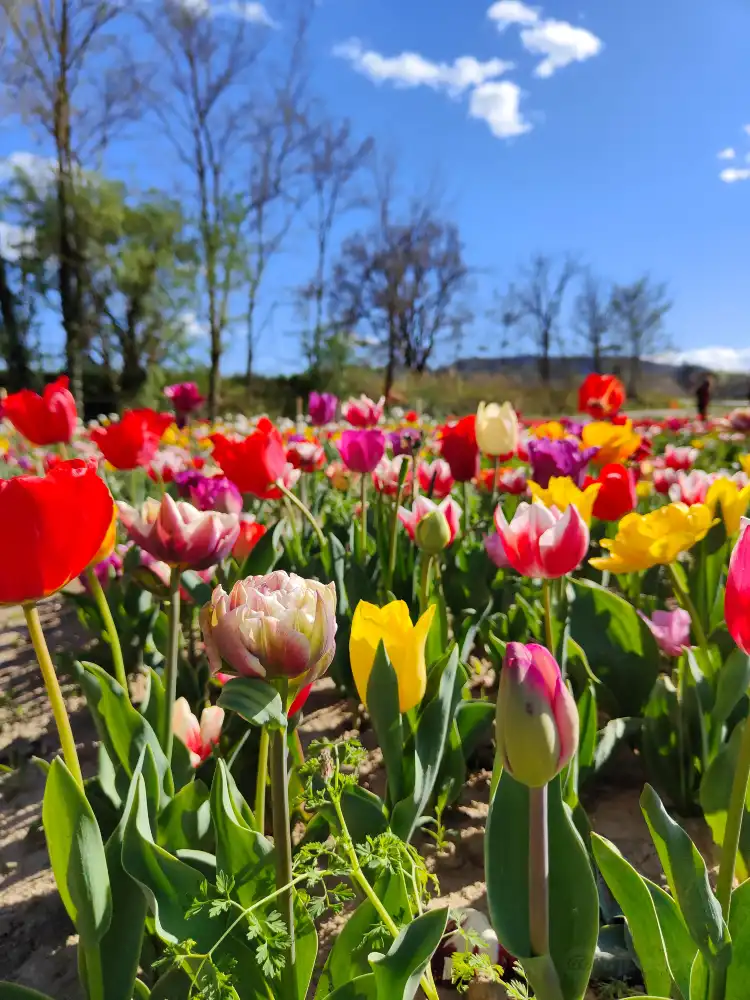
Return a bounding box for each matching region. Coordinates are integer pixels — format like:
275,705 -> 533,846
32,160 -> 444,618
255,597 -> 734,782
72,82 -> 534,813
383,318 -> 397,400
539,329 -> 551,385
209,320 -> 221,420
0,253 -> 31,391
628,354 -> 640,398
593,343 -> 602,374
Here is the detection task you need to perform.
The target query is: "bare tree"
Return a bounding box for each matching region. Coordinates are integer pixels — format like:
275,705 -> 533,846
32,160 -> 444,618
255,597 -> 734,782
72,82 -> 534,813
487,283 -> 522,357
0,248 -> 33,391
610,276 -> 672,397
0,0 -> 141,405
512,253 -> 579,385
573,271 -> 611,373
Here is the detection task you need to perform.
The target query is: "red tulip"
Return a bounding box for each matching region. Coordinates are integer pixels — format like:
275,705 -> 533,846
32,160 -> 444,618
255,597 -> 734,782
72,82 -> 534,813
578,373 -> 625,419
726,520 -> 750,654
286,439 -> 326,473
233,519 -> 268,562
583,463 -> 636,521
211,418 -> 287,499
0,460 -> 115,605
342,394 -> 385,428
3,375 -> 77,446
440,415 -> 479,483
417,459 -> 454,500
91,409 -> 172,470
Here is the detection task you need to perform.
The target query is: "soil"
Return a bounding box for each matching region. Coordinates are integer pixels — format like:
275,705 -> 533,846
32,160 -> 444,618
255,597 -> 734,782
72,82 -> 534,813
0,601 -> 716,999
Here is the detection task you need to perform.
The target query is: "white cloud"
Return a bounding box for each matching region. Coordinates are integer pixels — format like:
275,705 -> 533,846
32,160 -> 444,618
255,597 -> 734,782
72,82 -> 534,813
0,221 -> 34,262
172,0 -> 275,26
520,19 -> 603,78
653,348 -> 750,373
487,0 -> 539,29
469,80 -> 531,138
720,167 -> 750,183
744,125 -> 750,136
179,310 -> 210,340
0,151 -> 57,189
332,39 -> 512,95
717,147 -> 736,160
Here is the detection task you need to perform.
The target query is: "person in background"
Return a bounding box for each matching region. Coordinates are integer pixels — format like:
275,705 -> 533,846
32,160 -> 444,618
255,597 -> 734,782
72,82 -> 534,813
696,374 -> 713,421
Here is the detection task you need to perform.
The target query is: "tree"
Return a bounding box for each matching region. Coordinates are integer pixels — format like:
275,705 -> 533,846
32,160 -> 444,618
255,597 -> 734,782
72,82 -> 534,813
0,216 -> 36,390
610,276 -> 672,396
512,254 -> 579,385
573,271 -> 611,373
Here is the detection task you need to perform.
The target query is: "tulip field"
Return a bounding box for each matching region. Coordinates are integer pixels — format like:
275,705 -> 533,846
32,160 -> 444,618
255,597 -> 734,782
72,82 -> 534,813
6,373 -> 750,1000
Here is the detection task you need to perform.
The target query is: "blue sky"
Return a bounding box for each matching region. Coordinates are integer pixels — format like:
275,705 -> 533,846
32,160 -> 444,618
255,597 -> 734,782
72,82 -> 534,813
1,0 -> 750,375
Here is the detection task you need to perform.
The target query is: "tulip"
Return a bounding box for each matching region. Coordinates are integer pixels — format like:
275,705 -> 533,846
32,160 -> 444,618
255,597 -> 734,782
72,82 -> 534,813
398,496 -> 461,552
440,415 -> 479,482
0,460 -> 115,605
342,394 -> 384,428
668,470 -> 714,506
2,375 -> 77,446
174,468 -> 207,496
706,477 -> 750,536
326,460 -> 356,491
584,464 -> 637,522
578,373 -> 625,419
350,599 -> 436,713
529,421 -> 567,440
286,439 -> 326,473
581,419 -> 641,466
149,448 -> 191,484
493,500 -> 589,579
172,697 -> 224,767
91,408 -> 173,470
665,445 -> 698,471
338,429 -> 386,474
653,467 -> 678,495
496,642 -> 579,787
164,382 -> 204,426
308,391 -> 338,426
117,494 -> 240,570
639,608 -> 692,657
189,475 -> 243,515
484,531 -> 511,569
476,401 -> 518,458
389,427 -> 422,457
528,476 -> 601,526
200,571 -> 337,685
373,455 -> 412,496
726,521 -> 750,654
232,518 -> 267,562
527,438 -> 597,488
211,418 -> 287,499
417,459 -> 454,500
589,503 -> 714,574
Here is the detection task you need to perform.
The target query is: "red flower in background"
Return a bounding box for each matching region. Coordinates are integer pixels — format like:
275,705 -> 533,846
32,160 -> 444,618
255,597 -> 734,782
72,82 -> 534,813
3,375 -> 77,446
0,460 -> 114,605
584,463 -> 637,521
286,439 -> 326,473
578,373 -> 626,419
440,415 -> 479,483
91,409 -> 172,470
212,417 -> 286,498
232,519 -> 268,562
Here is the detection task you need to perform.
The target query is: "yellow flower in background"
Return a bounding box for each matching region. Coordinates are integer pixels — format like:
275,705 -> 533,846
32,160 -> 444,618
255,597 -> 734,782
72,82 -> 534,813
529,476 -> 601,525
691,439 -> 705,450
739,455 -> 750,477
162,425 -> 188,448
706,477 -> 750,536
590,502 -> 714,574
531,421 -> 567,440
582,419 -> 641,465
636,480 -> 653,499
0,435 -> 9,454
350,600 -> 436,713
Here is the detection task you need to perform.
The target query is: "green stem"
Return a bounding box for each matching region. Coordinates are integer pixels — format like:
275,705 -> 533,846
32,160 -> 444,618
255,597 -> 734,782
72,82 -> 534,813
82,941 -> 105,1000
677,655 -> 688,812
283,496 -> 304,565
668,562 -> 709,652
462,481 -> 470,539
255,726 -> 269,834
270,715 -> 296,999
24,604 -> 83,789
385,493 -> 403,596
276,481 -> 328,559
542,578 -> 555,655
716,712 -> 750,915
491,455 -> 500,508
86,568 -> 128,694
130,468 -> 140,507
529,784 -> 550,956
163,567 -> 181,763
419,554 -> 435,617
360,473 -> 368,563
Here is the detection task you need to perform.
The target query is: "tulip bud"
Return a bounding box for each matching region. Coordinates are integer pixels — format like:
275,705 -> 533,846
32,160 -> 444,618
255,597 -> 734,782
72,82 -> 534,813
399,495 -> 461,551
496,642 -> 578,787
476,401 -> 519,458
414,509 -> 452,553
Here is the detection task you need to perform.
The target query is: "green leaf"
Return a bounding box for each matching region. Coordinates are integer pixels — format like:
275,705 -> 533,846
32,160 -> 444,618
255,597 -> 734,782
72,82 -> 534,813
294,898 -> 318,1000
712,648 -> 750,727
700,722 -> 750,882
366,642 -> 405,806
340,785 -> 389,844
218,677 -> 286,729
147,968 -> 192,1000
577,682 -> 598,774
725,878 -> 750,998
646,879 -> 696,1000
180,569 -> 214,606
570,578 -> 661,716
157,779 -> 212,853
485,773 -> 599,1000
592,834 -> 673,997
43,758 -> 112,947
139,667 -> 166,738
455,700 -> 495,759
689,952 -> 710,1000
390,645 -> 460,842
238,521 -> 283,578
641,784 -> 730,969
320,975 -> 376,1000
0,987 -> 56,999
369,907 -> 448,1000
132,982 -> 150,1000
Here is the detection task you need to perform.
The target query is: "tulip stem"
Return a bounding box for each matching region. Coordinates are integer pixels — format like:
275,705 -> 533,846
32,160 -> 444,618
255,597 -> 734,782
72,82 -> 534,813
419,554 -> 435,617
668,562 -> 708,652
276,482 -> 329,565
163,567 -> 181,763
360,473 -> 368,563
283,496 -> 304,565
529,784 -> 550,957
462,481 -> 470,538
270,715 -> 296,998
255,725 -> 269,834
542,579 -> 555,656
130,468 -> 140,506
716,713 -> 750,916
491,455 -> 500,507
23,604 -> 84,790
86,568 -> 128,696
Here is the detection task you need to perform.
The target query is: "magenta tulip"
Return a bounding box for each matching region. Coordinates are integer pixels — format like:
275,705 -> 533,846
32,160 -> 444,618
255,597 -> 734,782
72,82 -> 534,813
639,608 -> 692,657
338,429 -> 386,474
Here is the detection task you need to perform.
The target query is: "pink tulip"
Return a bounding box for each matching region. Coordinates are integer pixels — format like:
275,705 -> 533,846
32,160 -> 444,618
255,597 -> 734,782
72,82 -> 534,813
493,500 -> 589,579
726,519 -> 750,654
668,470 -> 714,506
417,459 -> 455,500
338,429 -> 386,474
172,697 -> 224,767
117,494 -> 240,570
164,381 -> 205,415
373,455 -> 412,496
639,608 -> 692,657
653,467 -> 678,495
484,531 -> 511,569
398,495 -> 461,552
665,445 -> 699,471
342,394 -> 385,428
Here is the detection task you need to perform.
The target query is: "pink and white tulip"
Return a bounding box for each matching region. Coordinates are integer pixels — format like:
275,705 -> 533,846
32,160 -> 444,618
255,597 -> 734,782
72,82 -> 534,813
417,458 -> 455,500
398,495 -> 461,552
668,470 -> 714,506
639,608 -> 692,657
172,697 -> 224,767
373,455 -> 412,496
493,500 -> 589,578
665,445 -> 699,471
342,394 -> 385,428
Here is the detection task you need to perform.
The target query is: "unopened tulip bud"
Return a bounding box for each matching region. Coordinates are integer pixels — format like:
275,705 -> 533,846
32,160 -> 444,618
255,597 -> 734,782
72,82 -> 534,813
496,642 -> 578,787
399,495 -> 461,552
415,509 -> 452,553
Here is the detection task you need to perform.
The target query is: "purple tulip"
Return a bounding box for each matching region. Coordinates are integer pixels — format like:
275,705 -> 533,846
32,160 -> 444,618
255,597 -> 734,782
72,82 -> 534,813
174,469 -> 208,496
527,438 -> 598,488
639,608 -> 692,657
338,429 -> 386,474
389,428 -> 422,457
308,391 -> 338,426
189,475 -> 243,515
484,531 -> 511,569
80,547 -> 125,591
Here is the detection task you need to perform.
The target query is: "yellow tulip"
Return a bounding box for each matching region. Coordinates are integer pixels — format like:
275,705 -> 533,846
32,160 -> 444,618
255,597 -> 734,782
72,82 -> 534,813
581,419 -> 641,465
590,502 -> 714,574
636,480 -> 653,499
706,477 -> 750,536
476,401 -> 519,456
350,600 -> 436,713
529,476 -> 601,525
739,455 -> 750,477
531,421 -> 567,440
